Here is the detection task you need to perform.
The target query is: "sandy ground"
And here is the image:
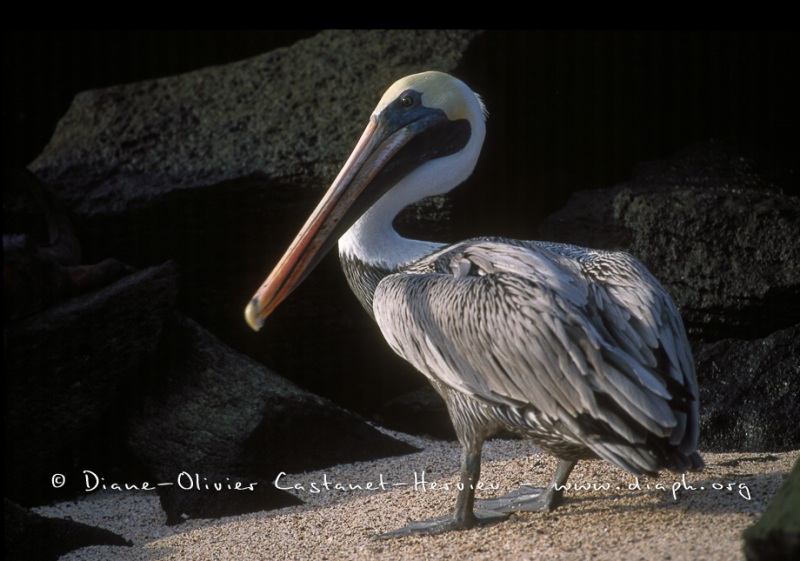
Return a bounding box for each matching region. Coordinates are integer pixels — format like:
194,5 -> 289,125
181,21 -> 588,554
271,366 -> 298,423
35,430 -> 798,561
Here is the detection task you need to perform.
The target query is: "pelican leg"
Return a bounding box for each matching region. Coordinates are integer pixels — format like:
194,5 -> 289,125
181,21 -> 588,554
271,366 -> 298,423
476,458 -> 577,513
373,443 -> 508,539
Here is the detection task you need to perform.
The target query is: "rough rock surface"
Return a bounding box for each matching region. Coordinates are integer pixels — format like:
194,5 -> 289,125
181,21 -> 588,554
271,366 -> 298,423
695,324 -> 800,453
539,138 -> 800,341
31,30 -> 479,217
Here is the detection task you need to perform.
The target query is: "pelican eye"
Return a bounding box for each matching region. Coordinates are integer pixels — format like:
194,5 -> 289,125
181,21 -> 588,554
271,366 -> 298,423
400,93 -> 417,108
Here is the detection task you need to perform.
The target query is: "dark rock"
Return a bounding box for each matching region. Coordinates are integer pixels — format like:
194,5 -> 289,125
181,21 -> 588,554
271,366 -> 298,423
539,138 -> 800,341
27,30 -> 480,414
4,498 -> 130,561
742,458 -> 800,561
695,324 -> 800,453
128,314 -> 417,522
31,30 -> 480,217
4,262 -> 179,506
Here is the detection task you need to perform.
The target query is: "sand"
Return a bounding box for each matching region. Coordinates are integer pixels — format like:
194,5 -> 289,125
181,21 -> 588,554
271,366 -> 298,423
34,430 -> 798,561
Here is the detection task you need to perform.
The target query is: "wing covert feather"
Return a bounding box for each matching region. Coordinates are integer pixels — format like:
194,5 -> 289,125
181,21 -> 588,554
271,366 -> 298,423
372,240 -> 698,452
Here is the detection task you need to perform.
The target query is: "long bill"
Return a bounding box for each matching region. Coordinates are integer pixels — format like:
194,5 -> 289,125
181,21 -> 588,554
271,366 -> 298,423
245,117 -> 413,331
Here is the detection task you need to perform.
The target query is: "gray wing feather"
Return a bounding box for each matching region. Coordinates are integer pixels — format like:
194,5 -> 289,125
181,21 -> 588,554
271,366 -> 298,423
373,239 -> 699,462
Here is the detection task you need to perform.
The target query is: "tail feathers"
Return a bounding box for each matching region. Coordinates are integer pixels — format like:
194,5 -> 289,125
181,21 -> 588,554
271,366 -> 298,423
591,438 -> 705,477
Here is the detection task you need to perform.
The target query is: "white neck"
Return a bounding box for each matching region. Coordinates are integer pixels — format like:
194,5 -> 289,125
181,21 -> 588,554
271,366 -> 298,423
338,116 -> 485,269
337,200 -> 444,270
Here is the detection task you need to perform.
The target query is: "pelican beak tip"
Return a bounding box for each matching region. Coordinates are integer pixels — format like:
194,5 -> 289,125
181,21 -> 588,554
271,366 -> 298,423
244,299 -> 265,332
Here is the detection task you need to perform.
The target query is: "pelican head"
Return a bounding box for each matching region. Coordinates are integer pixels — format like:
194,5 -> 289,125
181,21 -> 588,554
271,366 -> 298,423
245,71 -> 487,330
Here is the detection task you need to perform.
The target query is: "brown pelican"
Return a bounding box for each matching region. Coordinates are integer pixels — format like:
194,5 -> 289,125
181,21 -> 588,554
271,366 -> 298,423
245,71 -> 704,538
